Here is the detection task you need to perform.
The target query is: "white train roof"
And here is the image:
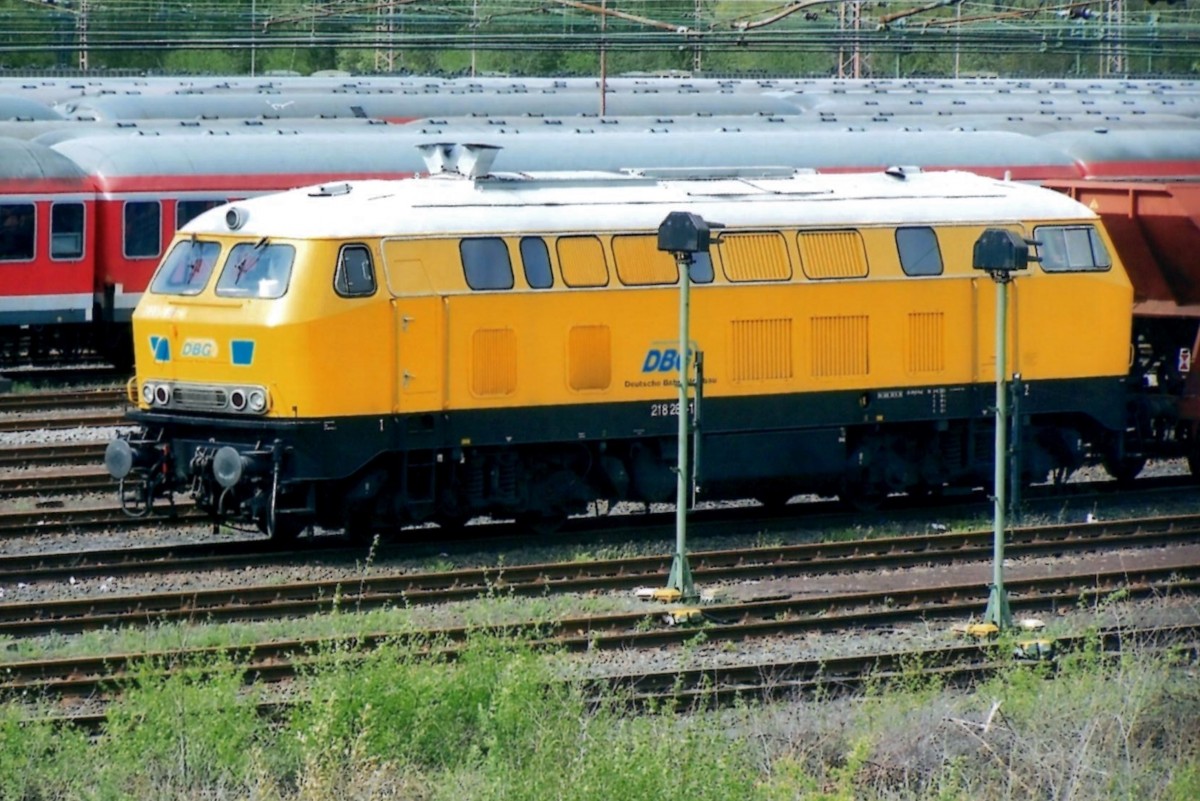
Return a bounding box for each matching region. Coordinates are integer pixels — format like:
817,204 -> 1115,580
184,165 -> 1097,241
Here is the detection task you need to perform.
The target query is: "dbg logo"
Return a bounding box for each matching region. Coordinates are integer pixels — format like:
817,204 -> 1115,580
181,339 -> 217,359
642,348 -> 683,373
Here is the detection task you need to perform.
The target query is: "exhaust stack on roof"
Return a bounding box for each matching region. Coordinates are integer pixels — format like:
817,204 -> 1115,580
416,142 -> 501,178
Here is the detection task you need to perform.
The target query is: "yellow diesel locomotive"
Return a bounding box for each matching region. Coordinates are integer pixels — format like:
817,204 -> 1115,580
106,147 -> 1132,539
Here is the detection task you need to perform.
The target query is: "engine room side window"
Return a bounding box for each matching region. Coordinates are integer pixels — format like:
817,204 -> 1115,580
0,202 -> 35,262
50,202 -> 84,260
520,237 -> 553,289
216,242 -> 295,299
895,227 -> 943,276
557,235 -> 609,288
612,235 -> 678,286
461,237 -> 514,290
797,230 -> 868,279
1034,225 -> 1111,272
150,239 -> 222,296
124,201 -> 162,259
718,232 -> 791,282
335,244 -> 376,297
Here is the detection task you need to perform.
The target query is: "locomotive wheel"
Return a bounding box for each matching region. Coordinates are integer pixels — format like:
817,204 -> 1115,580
515,510 -> 568,536
1189,450 -> 1200,481
264,472 -> 305,542
755,489 -> 794,509
839,478 -> 885,513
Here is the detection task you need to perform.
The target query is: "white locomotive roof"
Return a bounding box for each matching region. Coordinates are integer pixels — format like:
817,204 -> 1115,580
183,167 -> 1097,241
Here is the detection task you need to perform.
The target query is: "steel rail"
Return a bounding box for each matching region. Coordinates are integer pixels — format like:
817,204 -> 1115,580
1,508 -> 1198,592
0,551 -> 1195,638
0,441 -> 106,469
0,388 -> 124,413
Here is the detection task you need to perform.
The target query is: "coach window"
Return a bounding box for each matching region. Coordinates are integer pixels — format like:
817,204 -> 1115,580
461,237 -> 514,290
176,199 -> 226,229
335,244 -> 376,297
123,201 -> 161,259
1034,225 -> 1112,272
896,227 -> 943,276
520,237 -> 553,289
150,239 -> 221,296
0,203 -> 35,261
50,202 -> 84,260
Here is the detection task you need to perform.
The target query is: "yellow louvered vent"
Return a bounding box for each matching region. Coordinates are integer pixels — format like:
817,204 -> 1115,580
471,328 -> 517,396
612,235 -> 678,286
811,315 -> 869,377
730,318 -> 793,382
798,230 -> 868,279
907,312 -> 945,373
717,232 -> 791,282
557,235 -> 609,287
569,325 -> 612,391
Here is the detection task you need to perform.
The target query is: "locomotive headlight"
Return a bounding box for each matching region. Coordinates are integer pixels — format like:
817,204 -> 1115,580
141,382 -> 155,405
153,383 -> 172,407
225,207 -> 248,231
248,389 -> 267,413
229,388 -> 247,411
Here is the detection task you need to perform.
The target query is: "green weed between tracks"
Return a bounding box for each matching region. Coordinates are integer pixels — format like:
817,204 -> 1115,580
0,623 -> 1197,801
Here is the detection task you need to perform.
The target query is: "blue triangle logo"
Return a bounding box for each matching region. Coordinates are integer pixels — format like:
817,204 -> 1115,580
150,335 -> 170,363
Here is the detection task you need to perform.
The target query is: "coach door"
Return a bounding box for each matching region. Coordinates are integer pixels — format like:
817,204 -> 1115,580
381,240 -> 447,414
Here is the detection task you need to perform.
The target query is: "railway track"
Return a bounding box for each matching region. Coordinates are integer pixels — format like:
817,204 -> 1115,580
0,508 -> 1198,592
0,387 -> 124,413
0,501 -> 205,538
0,519 -> 1196,637
6,585 -> 1197,718
0,411 -> 125,433
0,441 -> 106,469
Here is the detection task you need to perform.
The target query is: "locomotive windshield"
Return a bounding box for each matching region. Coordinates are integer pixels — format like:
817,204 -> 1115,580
216,241 -> 296,299
149,238 -> 222,296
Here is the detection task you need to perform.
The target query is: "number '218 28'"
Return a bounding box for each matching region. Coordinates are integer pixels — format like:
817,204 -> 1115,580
650,401 -> 694,417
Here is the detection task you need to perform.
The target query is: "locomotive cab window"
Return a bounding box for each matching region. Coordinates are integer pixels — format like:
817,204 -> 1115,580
896,227 -> 943,276
0,203 -> 35,261
123,201 -> 161,259
50,202 -> 84,260
150,239 -> 222,296
1034,225 -> 1111,272
462,237 -> 514,290
520,237 -> 553,289
216,242 -> 295,299
335,244 -> 376,297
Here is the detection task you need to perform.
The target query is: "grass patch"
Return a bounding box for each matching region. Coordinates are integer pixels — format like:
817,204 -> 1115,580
0,591 -> 642,665
1,624 -> 1196,800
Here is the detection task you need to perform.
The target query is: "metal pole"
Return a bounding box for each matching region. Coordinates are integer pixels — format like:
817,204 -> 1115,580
985,276 -> 1013,629
250,0 -> 257,78
667,253 -> 695,600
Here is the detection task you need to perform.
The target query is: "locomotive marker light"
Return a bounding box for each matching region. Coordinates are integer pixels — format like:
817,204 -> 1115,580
656,211 -> 720,603
972,227 -> 1031,631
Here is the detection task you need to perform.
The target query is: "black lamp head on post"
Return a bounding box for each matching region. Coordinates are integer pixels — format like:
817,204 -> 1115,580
657,211 -> 715,257
973,227 -> 1034,284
